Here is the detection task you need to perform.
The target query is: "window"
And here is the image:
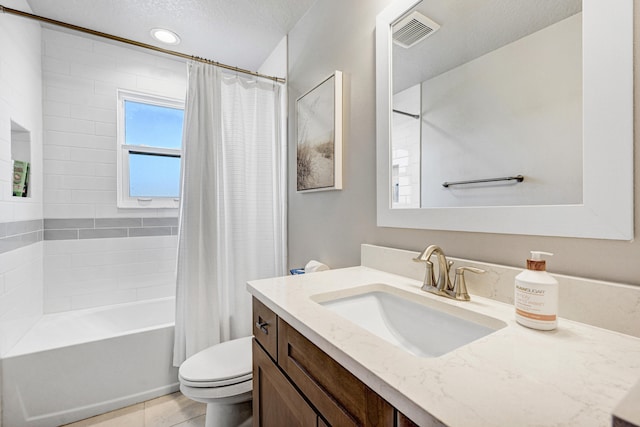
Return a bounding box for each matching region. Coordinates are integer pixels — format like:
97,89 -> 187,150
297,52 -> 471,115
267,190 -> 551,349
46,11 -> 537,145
117,90 -> 184,208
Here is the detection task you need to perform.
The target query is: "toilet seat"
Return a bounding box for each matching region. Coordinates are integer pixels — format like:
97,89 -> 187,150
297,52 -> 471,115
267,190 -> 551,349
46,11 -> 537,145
178,336 -> 253,388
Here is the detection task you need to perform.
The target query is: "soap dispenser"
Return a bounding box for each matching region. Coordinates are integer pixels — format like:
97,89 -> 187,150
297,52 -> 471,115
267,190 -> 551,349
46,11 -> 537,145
514,251 -> 558,331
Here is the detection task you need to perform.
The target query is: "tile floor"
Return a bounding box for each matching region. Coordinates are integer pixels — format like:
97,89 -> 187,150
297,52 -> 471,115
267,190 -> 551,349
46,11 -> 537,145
62,392 -> 206,427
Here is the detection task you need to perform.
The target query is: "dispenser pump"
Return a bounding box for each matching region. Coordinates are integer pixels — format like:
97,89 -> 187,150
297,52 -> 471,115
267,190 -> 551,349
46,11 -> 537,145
527,251 -> 553,272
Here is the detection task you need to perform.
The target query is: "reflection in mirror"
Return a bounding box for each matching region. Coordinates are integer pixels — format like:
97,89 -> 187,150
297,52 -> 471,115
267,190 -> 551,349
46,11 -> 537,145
376,0 -> 632,239
391,0 -> 583,209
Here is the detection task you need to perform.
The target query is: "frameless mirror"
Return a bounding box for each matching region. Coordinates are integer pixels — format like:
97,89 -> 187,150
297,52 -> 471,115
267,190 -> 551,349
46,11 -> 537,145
376,0 -> 633,239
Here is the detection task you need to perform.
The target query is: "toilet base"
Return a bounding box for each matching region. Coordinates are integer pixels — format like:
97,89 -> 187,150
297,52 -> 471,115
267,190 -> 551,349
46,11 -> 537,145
204,399 -> 252,427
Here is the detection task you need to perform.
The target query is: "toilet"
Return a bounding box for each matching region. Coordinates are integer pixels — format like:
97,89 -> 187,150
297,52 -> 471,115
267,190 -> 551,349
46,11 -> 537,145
179,336 -> 253,427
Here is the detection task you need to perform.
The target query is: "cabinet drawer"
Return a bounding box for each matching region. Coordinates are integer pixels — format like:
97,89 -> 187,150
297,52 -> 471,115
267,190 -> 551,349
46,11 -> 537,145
278,319 -> 394,427
252,298 -> 278,361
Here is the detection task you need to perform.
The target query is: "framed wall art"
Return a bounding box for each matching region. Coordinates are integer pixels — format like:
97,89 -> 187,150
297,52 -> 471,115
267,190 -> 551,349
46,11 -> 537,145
296,71 -> 343,192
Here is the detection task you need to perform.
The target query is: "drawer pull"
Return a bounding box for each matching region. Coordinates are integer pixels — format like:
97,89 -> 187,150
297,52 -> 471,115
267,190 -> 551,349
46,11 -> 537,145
256,320 -> 269,334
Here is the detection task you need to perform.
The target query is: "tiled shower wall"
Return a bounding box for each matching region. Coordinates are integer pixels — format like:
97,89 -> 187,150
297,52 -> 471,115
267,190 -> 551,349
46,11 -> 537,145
43,218 -> 179,312
41,28 -> 187,312
0,0 -> 44,363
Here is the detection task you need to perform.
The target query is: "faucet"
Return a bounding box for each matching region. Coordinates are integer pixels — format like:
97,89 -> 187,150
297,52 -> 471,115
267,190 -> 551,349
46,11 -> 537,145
413,245 -> 484,301
413,245 -> 452,292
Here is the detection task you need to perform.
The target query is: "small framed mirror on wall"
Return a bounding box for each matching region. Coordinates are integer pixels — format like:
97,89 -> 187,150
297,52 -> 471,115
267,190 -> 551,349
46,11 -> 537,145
376,0 -> 633,240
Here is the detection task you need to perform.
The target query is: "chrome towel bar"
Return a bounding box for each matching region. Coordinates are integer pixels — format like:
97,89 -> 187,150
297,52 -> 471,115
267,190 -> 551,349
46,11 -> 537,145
442,175 -> 524,188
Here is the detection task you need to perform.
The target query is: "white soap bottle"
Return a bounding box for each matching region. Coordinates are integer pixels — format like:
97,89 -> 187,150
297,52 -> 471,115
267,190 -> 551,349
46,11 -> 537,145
514,251 -> 558,330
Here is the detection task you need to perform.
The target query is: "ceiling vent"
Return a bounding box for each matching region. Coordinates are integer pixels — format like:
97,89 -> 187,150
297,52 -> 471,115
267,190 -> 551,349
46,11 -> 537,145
392,11 -> 440,49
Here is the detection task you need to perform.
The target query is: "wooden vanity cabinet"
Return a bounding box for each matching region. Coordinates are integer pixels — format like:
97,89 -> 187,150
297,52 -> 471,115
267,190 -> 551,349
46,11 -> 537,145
252,297 -> 417,427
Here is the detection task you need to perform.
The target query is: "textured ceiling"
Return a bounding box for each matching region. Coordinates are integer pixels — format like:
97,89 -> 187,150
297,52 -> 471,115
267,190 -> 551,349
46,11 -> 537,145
25,0 -> 317,73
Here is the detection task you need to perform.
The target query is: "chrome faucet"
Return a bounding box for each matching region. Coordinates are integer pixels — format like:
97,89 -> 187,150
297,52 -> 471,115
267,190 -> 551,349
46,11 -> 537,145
413,245 -> 484,301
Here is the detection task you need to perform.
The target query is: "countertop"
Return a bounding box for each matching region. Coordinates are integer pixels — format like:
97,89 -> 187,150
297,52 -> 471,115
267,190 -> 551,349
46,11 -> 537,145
247,266 -> 640,427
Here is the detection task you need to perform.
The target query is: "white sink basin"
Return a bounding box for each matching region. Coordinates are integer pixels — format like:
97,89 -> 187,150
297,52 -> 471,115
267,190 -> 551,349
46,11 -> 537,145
313,284 -> 506,358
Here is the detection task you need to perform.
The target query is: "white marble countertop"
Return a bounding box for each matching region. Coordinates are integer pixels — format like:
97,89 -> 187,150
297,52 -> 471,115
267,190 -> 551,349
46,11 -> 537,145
247,266 -> 640,427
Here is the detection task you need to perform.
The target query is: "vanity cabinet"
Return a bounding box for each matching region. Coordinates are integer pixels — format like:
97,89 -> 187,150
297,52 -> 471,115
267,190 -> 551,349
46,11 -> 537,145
252,297 -> 417,427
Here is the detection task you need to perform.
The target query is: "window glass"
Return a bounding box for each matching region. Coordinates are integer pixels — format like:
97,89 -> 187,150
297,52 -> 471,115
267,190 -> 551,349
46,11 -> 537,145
124,100 -> 184,149
129,152 -> 181,198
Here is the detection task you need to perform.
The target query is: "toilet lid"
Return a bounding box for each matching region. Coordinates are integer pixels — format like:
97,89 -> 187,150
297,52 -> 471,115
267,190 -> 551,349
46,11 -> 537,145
179,336 -> 252,387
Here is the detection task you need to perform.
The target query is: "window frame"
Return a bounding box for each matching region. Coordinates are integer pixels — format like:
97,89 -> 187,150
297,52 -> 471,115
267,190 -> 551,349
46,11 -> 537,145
116,89 -> 184,209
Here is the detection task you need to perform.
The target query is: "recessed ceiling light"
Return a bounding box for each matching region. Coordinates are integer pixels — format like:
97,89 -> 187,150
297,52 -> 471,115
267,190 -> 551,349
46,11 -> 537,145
150,28 -> 181,45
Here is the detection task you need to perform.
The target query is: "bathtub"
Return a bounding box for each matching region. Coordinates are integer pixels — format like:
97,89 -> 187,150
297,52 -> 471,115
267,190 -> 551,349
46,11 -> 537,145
1,297 -> 179,427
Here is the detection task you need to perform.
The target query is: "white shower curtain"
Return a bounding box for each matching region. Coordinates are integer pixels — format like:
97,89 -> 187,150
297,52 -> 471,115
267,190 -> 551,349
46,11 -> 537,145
173,62 -> 286,366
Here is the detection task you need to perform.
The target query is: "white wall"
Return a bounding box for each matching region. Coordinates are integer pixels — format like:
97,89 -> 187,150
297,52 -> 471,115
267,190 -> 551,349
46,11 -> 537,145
41,29 -> 186,312
286,0 -> 640,287
258,36 -> 287,78
420,14 -> 582,207
0,0 -> 44,360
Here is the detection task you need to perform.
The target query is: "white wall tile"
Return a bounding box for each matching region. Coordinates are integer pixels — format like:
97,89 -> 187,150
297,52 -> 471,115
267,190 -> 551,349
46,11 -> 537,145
43,144 -> 70,160
93,163 -> 116,177
45,131 -> 114,150
44,160 -> 95,176
69,104 -> 115,123
0,202 -> 14,221
44,72 -> 94,92
70,289 -> 137,311
62,175 -> 116,191
43,296 -> 71,313
0,243 -> 43,355
68,147 -> 115,163
95,122 -> 116,137
44,116 -> 94,135
43,189 -> 72,204
136,284 -> 175,301
44,203 -> 95,218
42,56 -> 71,75
43,30 -> 93,51
43,100 -> 71,117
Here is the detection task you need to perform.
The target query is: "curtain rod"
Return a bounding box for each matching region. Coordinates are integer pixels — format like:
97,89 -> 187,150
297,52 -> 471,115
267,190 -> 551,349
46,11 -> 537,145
0,4 -> 286,84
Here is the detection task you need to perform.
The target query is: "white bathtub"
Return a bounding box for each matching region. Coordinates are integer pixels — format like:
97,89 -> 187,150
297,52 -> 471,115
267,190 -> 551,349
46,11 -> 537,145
1,297 -> 179,427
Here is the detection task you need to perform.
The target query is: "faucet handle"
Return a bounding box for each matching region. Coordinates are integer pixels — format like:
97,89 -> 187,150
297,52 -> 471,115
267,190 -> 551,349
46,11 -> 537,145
452,266 -> 485,301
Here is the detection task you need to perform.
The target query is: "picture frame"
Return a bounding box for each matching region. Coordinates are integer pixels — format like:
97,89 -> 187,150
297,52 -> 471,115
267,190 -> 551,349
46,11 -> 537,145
296,71 -> 343,192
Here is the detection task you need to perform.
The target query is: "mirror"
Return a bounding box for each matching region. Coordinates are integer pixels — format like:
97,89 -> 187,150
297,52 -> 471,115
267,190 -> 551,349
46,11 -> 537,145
376,0 -> 633,239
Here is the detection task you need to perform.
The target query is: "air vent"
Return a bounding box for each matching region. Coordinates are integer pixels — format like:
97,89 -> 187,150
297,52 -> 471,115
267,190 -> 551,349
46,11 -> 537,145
392,11 -> 440,49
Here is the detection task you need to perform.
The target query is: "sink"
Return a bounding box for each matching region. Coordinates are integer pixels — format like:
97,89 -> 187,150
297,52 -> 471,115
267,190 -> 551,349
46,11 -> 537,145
312,284 -> 506,358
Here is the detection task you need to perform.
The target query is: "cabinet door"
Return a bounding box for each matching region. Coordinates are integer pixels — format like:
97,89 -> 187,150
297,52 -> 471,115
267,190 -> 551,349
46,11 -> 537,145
252,339 -> 316,427
278,319 -> 394,426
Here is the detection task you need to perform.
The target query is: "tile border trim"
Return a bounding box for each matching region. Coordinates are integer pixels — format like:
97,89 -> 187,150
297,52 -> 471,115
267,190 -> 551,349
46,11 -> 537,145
0,217 -> 179,254
0,219 -> 43,255
43,217 -> 179,240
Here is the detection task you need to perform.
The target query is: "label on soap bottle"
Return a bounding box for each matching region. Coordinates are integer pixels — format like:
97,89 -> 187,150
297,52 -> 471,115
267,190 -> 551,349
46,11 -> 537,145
514,279 -> 558,330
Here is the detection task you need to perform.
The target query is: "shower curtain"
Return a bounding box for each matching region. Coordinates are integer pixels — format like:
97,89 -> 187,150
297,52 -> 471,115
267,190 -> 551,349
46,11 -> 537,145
173,62 -> 286,366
